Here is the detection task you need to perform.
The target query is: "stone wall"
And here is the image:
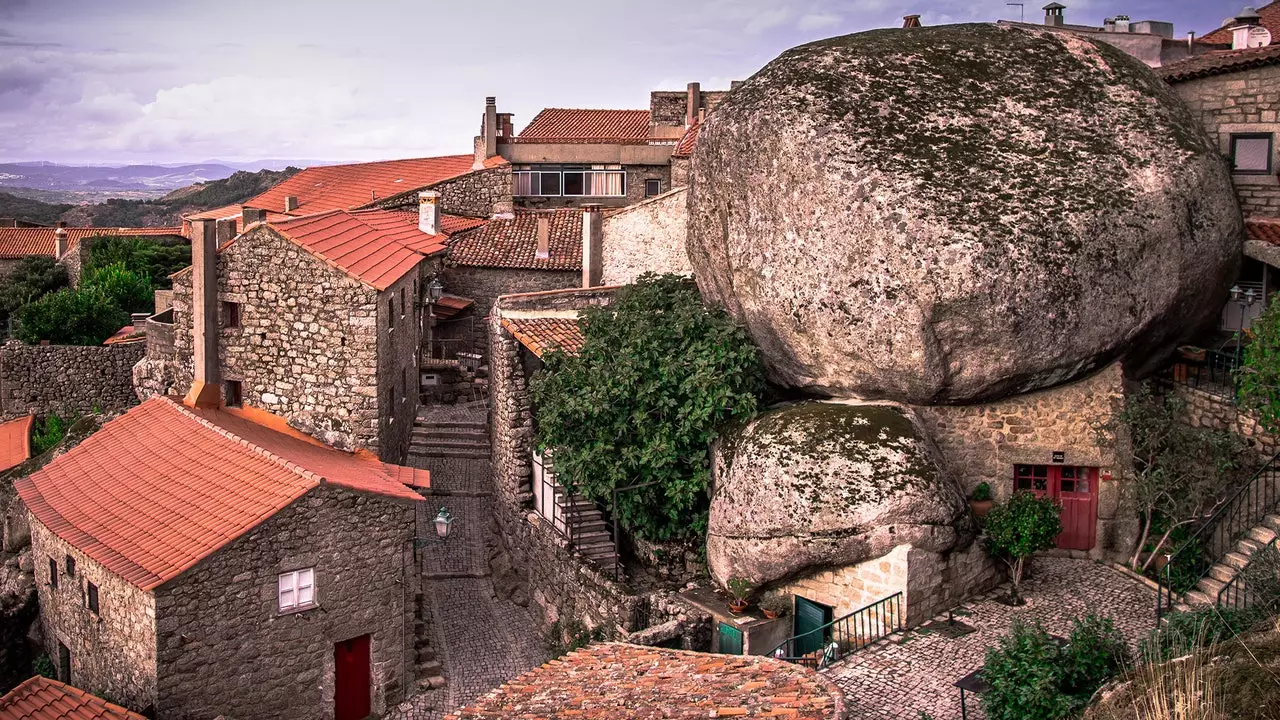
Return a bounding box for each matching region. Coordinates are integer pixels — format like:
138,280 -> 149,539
0,341 -> 144,418
154,485 -> 418,720
601,187 -> 691,286
377,166 -> 513,219
913,363 -> 1131,560
441,267 -> 578,347
376,270 -> 423,464
1171,64 -> 1280,218
1170,381 -> 1279,455
671,157 -> 691,187
30,517 -> 158,713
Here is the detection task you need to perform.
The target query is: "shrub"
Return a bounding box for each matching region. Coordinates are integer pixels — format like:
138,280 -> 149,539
530,274 -> 765,542
84,235 -> 189,289
970,482 -> 992,502
983,492 -> 1062,602
759,590 -> 791,616
726,577 -> 752,603
1060,615 -> 1129,703
80,262 -> 153,315
30,413 -> 75,456
16,287 -> 129,346
0,255 -> 68,319
31,654 -> 55,680
1239,299 -> 1280,433
981,621 -> 1073,720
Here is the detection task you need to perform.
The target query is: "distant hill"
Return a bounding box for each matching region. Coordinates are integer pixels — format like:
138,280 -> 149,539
0,162 -> 238,193
0,167 -> 301,228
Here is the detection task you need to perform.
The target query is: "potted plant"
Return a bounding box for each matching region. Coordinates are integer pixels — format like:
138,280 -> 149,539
1177,345 -> 1207,363
968,482 -> 994,518
726,577 -> 751,614
759,590 -> 790,620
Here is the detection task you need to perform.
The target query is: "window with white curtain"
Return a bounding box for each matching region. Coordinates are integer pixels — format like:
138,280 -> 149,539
514,165 -> 626,197
278,568 -> 316,612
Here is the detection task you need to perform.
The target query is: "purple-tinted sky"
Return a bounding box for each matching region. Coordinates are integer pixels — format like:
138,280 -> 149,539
0,0 -> 1248,165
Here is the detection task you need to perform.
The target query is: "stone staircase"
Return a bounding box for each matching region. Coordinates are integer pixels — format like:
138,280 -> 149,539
408,411 -> 490,462
1184,513 -> 1280,607
556,491 -> 619,573
413,592 -> 446,691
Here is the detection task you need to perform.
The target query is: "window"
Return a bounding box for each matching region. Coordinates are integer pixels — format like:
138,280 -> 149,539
388,297 -> 396,329
1231,133 -> 1273,174
220,301 -> 241,329
65,554 -> 75,577
400,287 -> 406,318
278,568 -> 316,612
645,179 -> 662,198
224,380 -> 242,408
58,642 -> 70,684
514,165 -> 626,197
1014,464 -> 1049,492
49,558 -> 58,589
87,582 -> 99,615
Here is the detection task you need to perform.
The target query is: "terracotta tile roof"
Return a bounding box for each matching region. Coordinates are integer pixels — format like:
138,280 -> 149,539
447,209 -> 581,271
1247,218 -> 1280,245
1199,2 -> 1280,45
0,676 -> 147,720
182,204 -> 291,224
446,643 -> 846,720
672,120 -> 702,158
0,227 -> 183,259
433,294 -> 474,321
1159,44 -> 1280,82
0,415 -> 32,473
15,396 -> 424,591
245,155 -> 507,217
515,109 -> 652,144
102,325 -> 145,346
500,317 -> 584,358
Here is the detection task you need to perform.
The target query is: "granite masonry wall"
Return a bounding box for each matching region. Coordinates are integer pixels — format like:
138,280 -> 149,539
1170,381 -> 1279,455
0,341 -> 144,418
30,518 -> 158,713
376,166 -> 513,219
441,267 -> 578,348
913,363 -> 1131,560
671,157 -> 691,187
1171,64 -> 1280,218
376,270 -> 423,464
600,187 -> 691,286
154,486 -> 418,720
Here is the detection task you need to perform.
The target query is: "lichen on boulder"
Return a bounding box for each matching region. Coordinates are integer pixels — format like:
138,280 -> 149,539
688,23 -> 1241,404
706,401 -> 970,586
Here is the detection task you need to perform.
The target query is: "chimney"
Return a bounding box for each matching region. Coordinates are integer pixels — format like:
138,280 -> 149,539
215,218 -> 237,244
581,204 -> 603,288
419,190 -> 441,235
686,82 -> 701,128
1232,7 -> 1264,49
484,97 -> 498,159
241,207 -> 267,227
183,219 -> 221,409
1188,31 -> 1196,51
535,212 -> 551,260
284,196 -> 299,213
902,14 -> 922,28
54,225 -> 68,260
1113,14 -> 1130,33
1043,2 -> 1065,27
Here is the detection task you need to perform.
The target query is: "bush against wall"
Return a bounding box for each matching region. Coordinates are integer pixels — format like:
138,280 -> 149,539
983,492 -> 1061,603
530,274 -> 765,542
1240,299 -> 1280,433
79,263 -> 153,315
16,286 -> 128,346
0,256 -> 68,323
84,235 -> 189,290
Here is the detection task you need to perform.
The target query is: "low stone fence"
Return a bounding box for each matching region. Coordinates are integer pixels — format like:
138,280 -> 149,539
1169,381 -> 1279,456
0,341 -> 144,418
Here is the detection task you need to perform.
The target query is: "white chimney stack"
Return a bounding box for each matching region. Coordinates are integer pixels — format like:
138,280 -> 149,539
1232,7 -> 1264,49
419,190 -> 441,235
581,204 -> 603,288
53,223 -> 68,260
535,212 -> 551,260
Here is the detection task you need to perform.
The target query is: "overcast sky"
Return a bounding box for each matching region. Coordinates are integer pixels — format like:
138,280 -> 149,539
0,0 -> 1241,166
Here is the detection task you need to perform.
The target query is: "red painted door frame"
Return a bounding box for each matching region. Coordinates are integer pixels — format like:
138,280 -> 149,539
1013,465 -> 1098,551
334,634 -> 371,720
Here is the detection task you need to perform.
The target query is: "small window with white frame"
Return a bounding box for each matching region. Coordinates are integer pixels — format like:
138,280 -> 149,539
1230,133 -> 1273,174
278,568 -> 316,612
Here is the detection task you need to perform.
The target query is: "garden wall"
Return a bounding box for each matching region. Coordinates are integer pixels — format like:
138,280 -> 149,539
0,341 -> 144,418
1169,381 -> 1279,456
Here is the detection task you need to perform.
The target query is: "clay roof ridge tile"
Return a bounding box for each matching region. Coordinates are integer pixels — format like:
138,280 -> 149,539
160,398 -> 324,489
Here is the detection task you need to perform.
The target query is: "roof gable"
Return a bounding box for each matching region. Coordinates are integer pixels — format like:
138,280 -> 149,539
501,317 -> 584,357
0,676 -> 147,720
516,109 -> 652,144
1159,43 -> 1280,82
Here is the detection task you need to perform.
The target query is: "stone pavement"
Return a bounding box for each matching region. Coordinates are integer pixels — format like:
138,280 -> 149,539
825,557 -> 1157,720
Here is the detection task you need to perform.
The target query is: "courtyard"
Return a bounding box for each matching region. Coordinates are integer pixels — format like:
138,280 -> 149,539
825,557 -> 1157,719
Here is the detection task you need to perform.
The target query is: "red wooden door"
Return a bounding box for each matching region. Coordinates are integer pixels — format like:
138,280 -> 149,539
334,635 -> 371,720
1012,465 -> 1098,551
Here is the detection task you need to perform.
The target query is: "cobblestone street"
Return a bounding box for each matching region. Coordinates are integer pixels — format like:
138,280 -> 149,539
825,557 -> 1157,720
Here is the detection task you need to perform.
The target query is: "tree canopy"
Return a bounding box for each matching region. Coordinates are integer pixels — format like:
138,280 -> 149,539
1239,300 -> 1280,433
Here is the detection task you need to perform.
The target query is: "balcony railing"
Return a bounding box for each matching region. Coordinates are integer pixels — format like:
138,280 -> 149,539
1163,348 -> 1241,400
768,593 -> 904,670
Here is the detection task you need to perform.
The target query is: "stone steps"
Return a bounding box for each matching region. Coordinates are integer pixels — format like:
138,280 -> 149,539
1181,516 -> 1280,608
413,428 -> 489,443
409,446 -> 492,460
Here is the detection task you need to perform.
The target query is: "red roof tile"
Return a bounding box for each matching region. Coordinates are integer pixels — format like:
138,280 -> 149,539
1247,218 -> 1280,245
447,209 -> 581,271
0,415 -> 32,473
1199,2 -> 1280,46
0,676 -> 147,720
1159,43 -> 1280,82
515,109 -> 652,144
245,155 -> 507,217
446,643 -> 845,720
102,325 -> 145,346
0,227 -> 183,259
16,397 -> 424,591
500,317 -> 584,358
433,294 -> 475,321
672,119 -> 702,158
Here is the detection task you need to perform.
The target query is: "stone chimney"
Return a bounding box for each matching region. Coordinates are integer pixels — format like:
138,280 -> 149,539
581,204 -> 603,288
686,82 -> 701,128
1112,14 -> 1130,33
419,190 -> 441,235
1043,2 -> 1065,27
535,212 -> 551,260
183,219 -> 221,409
215,218 -> 237,244
53,222 -> 68,260
242,207 -> 267,227
284,196 -> 299,213
902,15 -> 922,28
484,97 -> 498,159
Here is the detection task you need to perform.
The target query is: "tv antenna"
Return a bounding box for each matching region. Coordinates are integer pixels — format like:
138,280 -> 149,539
1007,2 -> 1025,22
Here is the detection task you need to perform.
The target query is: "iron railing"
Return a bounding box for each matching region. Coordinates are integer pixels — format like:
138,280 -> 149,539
534,455 -> 581,546
1157,447 -> 1280,617
1163,348 -> 1241,400
1216,536 -> 1279,612
768,593 -> 904,670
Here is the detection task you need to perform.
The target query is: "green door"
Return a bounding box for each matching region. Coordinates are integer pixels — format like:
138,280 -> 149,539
793,596 -> 833,658
717,622 -> 743,655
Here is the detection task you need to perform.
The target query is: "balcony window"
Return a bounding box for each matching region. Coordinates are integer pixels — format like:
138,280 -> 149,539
1230,133 -> 1273,174
514,165 -> 625,197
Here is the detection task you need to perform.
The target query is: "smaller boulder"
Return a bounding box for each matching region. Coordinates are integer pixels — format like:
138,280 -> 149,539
707,401 -> 970,586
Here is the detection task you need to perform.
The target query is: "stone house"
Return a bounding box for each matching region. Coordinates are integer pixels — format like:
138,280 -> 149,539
0,223 -> 183,282
135,199 -> 484,462
0,675 -> 147,719
598,187 -> 691,287
14,395 -> 428,720
998,2 -> 1195,67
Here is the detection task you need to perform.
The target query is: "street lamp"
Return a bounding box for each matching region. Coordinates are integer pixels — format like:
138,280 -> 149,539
434,507 -> 453,540
1228,285 -> 1260,364
424,276 -> 445,361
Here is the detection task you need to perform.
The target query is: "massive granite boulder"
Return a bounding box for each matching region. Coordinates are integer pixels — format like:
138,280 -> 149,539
688,23 -> 1241,404
706,401 -> 970,586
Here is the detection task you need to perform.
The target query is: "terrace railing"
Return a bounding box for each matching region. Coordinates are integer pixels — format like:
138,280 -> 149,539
1163,348 -> 1241,400
1216,536 -> 1279,612
768,593 -> 904,670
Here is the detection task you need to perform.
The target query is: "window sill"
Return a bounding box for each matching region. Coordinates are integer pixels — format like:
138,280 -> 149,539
278,603 -> 319,617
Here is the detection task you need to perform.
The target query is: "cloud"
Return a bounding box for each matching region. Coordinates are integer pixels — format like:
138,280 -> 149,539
797,12 -> 842,31
744,7 -> 793,35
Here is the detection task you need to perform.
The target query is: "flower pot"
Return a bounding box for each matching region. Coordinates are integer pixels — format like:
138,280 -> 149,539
729,599 -> 748,615
763,609 -> 780,619
1178,346 -> 1207,363
969,499 -> 994,518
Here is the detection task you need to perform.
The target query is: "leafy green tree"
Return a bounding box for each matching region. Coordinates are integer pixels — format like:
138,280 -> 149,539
80,262 -> 153,315
0,256 -> 68,320
85,236 -> 189,290
16,287 -> 128,346
529,274 -> 765,542
983,492 -> 1062,603
1240,299 -> 1280,433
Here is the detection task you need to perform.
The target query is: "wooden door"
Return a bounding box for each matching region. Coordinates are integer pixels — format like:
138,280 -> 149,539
1055,467 -> 1098,551
792,596 -> 833,658
334,635 -> 371,720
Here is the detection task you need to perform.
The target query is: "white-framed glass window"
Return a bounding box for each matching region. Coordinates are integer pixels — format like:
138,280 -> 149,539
278,568 -> 316,612
1230,133 -> 1273,174
514,165 -> 626,197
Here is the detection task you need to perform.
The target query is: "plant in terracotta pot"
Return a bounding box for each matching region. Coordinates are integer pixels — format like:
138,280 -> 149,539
759,590 -> 790,620
726,577 -> 752,614
969,482 -> 994,518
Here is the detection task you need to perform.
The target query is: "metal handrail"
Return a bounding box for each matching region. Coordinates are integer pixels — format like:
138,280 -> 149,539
1216,536 -> 1279,611
767,592 -> 904,670
1157,447 -> 1280,617
1163,349 -> 1241,400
